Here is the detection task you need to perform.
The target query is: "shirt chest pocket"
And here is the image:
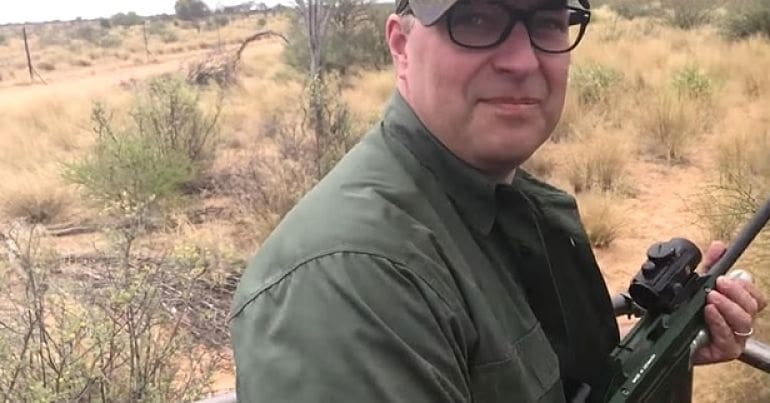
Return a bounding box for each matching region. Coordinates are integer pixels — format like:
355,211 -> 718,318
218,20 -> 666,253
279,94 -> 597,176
469,323 -> 564,403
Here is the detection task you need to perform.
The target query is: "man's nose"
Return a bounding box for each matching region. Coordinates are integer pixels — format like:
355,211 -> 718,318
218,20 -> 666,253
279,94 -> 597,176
491,23 -> 540,76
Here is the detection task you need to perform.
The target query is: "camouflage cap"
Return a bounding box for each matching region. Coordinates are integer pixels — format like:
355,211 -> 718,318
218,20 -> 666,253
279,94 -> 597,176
395,0 -> 589,27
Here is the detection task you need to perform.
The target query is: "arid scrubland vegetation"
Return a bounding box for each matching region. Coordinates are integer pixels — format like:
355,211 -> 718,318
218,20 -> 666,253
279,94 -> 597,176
0,0 -> 768,401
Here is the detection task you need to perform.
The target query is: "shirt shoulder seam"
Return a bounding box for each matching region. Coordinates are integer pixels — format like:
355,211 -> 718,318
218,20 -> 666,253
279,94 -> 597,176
230,246 -> 459,320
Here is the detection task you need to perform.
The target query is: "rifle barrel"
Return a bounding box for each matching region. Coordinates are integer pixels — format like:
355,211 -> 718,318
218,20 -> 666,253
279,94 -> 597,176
707,197 -> 770,277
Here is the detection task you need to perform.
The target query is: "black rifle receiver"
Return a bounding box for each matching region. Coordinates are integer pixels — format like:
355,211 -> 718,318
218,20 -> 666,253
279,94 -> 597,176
595,197 -> 770,402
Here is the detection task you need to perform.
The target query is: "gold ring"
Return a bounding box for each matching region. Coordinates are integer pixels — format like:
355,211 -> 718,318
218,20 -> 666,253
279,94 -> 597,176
734,327 -> 754,337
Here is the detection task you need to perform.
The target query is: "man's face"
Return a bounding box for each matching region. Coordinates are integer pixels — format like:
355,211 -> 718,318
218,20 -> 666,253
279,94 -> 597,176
388,0 -> 571,177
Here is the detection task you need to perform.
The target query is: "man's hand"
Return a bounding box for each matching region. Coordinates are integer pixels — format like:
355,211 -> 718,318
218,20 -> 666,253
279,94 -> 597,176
692,241 -> 768,365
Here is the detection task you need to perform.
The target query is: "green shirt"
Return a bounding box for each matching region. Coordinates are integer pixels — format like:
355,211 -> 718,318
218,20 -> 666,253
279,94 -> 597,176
231,92 -> 619,403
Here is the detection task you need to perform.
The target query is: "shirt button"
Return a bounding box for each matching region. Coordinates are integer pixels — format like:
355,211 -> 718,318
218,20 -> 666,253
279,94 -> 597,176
569,237 -> 576,247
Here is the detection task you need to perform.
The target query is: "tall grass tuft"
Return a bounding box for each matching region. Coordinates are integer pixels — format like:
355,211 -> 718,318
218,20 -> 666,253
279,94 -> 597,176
637,92 -> 700,164
577,191 -> 626,248
565,130 -> 629,193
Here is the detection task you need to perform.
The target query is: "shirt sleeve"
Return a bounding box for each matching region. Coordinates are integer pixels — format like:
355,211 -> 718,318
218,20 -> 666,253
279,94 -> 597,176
230,251 -> 470,403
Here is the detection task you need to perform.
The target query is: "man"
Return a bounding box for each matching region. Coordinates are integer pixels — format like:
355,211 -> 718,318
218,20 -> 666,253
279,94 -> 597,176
230,0 -> 767,401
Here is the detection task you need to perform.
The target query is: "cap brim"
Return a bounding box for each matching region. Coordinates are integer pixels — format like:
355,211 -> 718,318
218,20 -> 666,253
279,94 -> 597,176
411,0 -> 458,26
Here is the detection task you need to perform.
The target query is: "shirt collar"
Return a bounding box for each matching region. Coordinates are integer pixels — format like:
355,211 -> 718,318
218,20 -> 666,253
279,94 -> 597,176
382,91 -> 498,235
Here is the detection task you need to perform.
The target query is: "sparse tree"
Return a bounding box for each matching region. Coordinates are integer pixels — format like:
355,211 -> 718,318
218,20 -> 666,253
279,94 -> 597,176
175,0 -> 212,21
110,11 -> 144,27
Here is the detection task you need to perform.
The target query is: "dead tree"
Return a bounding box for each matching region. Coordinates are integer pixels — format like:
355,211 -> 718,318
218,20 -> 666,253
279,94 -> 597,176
185,30 -> 288,87
294,0 -> 340,178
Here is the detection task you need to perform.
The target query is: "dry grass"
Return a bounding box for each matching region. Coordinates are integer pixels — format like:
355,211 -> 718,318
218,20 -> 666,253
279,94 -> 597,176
637,91 -> 703,163
522,141 -> 558,179
0,174 -> 77,224
715,112 -> 770,182
343,69 -> 395,126
564,129 -> 631,194
576,191 -> 627,248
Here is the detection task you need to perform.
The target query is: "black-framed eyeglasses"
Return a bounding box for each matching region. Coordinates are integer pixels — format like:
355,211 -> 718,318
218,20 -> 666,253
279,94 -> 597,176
442,2 -> 591,53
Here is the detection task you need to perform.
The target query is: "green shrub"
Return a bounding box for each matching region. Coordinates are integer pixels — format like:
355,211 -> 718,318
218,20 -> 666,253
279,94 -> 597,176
672,64 -> 713,100
161,30 -> 179,43
0,34 -> 7,46
210,14 -> 230,27
147,20 -> 169,35
65,75 -> 221,211
110,11 -> 144,27
73,25 -> 122,48
73,25 -> 102,43
722,0 -> 770,39
132,75 -> 221,169
65,104 -> 196,212
570,63 -> 624,107
98,33 -> 123,48
175,0 -> 211,21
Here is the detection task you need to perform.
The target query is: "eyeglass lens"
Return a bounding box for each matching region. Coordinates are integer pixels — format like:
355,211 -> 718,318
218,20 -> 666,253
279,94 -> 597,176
448,3 -> 586,52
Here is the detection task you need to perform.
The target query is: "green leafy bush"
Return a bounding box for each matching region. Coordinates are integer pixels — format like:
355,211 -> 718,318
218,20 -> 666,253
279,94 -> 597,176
672,64 -> 713,100
132,75 -> 221,169
570,63 -> 624,107
65,104 -> 196,212
175,0 -> 211,21
110,11 -> 144,27
65,75 -> 220,212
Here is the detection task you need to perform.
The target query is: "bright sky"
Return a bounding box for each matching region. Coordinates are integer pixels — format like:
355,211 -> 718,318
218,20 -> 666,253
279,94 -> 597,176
1,0 -> 287,25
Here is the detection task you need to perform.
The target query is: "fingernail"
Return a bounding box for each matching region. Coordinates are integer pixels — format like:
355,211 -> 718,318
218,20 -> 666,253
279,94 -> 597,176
716,277 -> 726,287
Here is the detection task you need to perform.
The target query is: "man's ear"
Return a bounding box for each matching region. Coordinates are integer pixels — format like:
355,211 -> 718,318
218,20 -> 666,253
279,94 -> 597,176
386,14 -> 408,79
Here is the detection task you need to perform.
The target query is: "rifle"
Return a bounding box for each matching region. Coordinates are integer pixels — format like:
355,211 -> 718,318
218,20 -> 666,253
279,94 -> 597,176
593,197 -> 770,402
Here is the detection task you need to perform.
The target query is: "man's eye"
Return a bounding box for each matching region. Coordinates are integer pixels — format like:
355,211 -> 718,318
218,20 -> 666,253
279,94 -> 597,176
533,15 -> 567,31
455,12 -> 489,27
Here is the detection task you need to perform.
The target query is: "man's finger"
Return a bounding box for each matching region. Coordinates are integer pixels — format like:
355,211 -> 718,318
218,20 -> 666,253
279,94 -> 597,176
716,277 -> 760,317
707,291 -> 753,340
740,280 -> 768,312
703,304 -> 742,360
700,241 -> 727,272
